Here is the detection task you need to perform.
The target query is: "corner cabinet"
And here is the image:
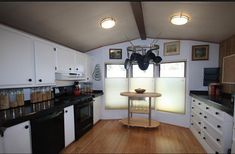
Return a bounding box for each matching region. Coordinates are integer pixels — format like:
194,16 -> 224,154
190,97 -> 233,154
64,105 -> 75,147
93,96 -> 102,124
0,27 -> 34,88
34,41 -> 56,85
0,121 -> 32,153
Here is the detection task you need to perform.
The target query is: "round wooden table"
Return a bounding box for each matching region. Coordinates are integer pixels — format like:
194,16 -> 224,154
120,92 -> 161,128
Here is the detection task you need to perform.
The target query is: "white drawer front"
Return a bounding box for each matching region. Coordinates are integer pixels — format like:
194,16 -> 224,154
204,131 -> 223,153
211,107 -> 224,120
203,121 -> 223,146
192,112 -> 203,128
203,111 -> 223,133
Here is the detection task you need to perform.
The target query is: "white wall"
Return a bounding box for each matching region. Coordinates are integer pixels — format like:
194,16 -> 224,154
87,38 -> 219,127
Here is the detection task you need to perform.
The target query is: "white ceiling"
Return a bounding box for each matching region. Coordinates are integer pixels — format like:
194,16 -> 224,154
0,2 -> 235,52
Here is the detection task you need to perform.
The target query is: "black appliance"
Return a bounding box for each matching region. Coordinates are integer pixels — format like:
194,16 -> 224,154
203,67 -> 219,86
74,96 -> 93,140
31,110 -> 65,154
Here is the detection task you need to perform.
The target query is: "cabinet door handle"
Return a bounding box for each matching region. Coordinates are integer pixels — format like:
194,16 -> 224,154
203,137 -> 206,140
203,126 -> 207,129
204,116 -> 207,119
192,107 -> 194,109
65,110 -> 68,113
53,48 -> 56,51
217,125 -> 221,128
215,112 -> 219,115
69,68 -> 72,70
28,78 -> 32,82
206,107 -> 209,110
216,138 -> 220,142
39,79 -> 42,82
199,112 -> 202,115
198,103 -> 201,105
76,68 -> 78,70
198,131 -> 201,134
25,125 -> 29,129
198,122 -> 201,125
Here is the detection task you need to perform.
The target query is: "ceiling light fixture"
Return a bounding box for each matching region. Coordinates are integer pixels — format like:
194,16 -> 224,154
170,14 -> 189,25
100,17 -> 116,29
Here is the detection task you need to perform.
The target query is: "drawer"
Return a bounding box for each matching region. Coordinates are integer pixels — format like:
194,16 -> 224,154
201,103 -> 213,113
193,106 -> 204,118
192,113 -> 203,128
191,119 -> 202,137
203,121 -> 223,146
204,131 -> 223,153
210,107 -> 224,120
203,112 -> 223,133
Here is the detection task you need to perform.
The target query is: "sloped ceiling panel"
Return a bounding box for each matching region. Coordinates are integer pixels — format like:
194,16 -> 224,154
143,2 -> 235,42
0,2 -> 139,52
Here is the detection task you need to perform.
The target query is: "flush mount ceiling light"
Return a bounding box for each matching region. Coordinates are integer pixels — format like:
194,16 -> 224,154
100,17 -> 116,29
170,14 -> 189,25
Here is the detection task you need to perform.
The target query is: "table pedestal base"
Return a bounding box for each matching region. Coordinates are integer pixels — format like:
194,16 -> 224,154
119,117 -> 160,128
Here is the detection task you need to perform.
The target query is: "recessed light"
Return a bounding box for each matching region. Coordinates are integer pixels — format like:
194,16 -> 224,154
171,14 -> 189,25
100,17 -> 116,29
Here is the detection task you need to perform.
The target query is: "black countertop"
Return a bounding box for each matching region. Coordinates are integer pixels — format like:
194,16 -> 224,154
190,90 -> 234,116
0,91 -> 103,129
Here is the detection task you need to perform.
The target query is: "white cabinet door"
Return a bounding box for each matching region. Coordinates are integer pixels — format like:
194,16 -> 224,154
56,48 -> 76,73
93,96 -> 102,124
85,54 -> 92,81
75,52 -> 86,75
64,105 -> 75,147
34,41 -> 56,85
0,27 -> 34,87
2,121 -> 32,153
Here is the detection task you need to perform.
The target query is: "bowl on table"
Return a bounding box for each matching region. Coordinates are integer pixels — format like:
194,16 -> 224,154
135,88 -> 146,93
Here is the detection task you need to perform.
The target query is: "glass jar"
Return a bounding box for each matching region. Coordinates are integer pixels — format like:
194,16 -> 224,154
46,87 -> 52,100
30,88 -> 37,103
16,89 -> 24,106
0,90 -> 9,110
9,90 -> 17,108
42,87 -> 47,101
36,87 -> 42,102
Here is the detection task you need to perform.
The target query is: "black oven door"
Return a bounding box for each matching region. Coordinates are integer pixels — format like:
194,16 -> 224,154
74,100 -> 93,140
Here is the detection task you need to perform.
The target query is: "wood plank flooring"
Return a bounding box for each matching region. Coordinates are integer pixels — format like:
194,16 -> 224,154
61,120 -> 206,153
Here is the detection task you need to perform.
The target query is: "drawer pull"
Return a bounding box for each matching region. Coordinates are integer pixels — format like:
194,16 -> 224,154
28,78 -> 32,82
204,116 -> 207,119
192,107 -> 194,109
191,123 -> 193,125
193,100 -> 195,102
198,122 -> 201,125
206,107 -> 209,110
199,112 -> 202,115
215,112 -> 219,115
198,131 -> 201,134
215,151 -> 219,154
25,125 -> 29,129
217,125 -> 221,128
203,126 -> 207,129
203,137 -> 206,140
216,138 -> 220,142
198,103 -> 201,105
191,115 -> 194,117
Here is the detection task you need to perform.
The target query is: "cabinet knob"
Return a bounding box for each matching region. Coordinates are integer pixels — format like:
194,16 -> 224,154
217,125 -> 221,128
39,79 -> 42,82
215,112 -> 219,115
192,107 -> 194,109
65,110 -> 68,113
53,48 -> 56,51
76,68 -> 78,70
193,100 -> 195,102
198,122 -> 201,125
28,78 -> 32,82
216,138 -> 220,142
69,68 -> 72,70
198,131 -> 201,134
206,107 -> 209,110
191,115 -> 194,117
215,151 -> 219,154
198,103 -> 201,105
25,125 -> 29,129
203,126 -> 207,129
203,137 -> 206,140
191,123 -> 193,125
204,116 -> 207,119
199,112 -> 202,115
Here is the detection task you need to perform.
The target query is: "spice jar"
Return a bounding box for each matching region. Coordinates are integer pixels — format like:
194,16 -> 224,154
36,87 -> 42,102
9,90 -> 18,108
46,87 -> 52,100
0,90 -> 9,110
42,87 -> 47,101
30,88 -> 37,103
16,89 -> 24,106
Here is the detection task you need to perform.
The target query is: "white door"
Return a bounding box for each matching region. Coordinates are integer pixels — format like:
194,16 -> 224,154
0,27 -> 34,87
34,41 -> 56,85
56,47 -> 75,73
2,121 -> 32,153
93,96 -> 102,124
64,105 -> 75,147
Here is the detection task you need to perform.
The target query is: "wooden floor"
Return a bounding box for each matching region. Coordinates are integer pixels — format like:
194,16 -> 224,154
61,120 -> 206,154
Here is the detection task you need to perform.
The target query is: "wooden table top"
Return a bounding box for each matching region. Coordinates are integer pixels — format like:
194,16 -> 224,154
120,92 -> 161,98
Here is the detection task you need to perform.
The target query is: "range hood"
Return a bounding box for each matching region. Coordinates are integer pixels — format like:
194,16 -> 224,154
55,72 -> 86,81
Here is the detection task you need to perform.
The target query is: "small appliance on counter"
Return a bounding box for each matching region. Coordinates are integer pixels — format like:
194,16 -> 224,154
73,81 -> 81,96
208,82 -> 221,96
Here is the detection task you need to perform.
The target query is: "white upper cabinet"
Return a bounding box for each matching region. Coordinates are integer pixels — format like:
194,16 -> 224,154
34,41 -> 56,85
0,27 -> 35,88
75,52 -> 86,75
56,47 -> 76,73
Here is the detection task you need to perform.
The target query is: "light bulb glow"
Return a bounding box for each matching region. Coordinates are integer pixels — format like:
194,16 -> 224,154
101,17 -> 116,29
171,15 -> 189,25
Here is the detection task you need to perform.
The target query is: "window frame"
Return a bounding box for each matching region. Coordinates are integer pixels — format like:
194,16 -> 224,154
159,61 -> 186,78
130,63 -> 156,78
105,63 -> 128,78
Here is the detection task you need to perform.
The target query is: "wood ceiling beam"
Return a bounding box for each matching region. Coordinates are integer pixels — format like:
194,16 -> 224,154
130,2 -> 146,40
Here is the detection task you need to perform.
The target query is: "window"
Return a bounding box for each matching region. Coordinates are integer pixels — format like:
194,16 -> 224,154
132,64 -> 154,77
106,64 -> 127,78
160,62 -> 185,77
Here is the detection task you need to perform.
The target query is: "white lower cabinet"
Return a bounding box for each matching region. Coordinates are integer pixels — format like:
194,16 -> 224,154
64,105 -> 75,147
190,97 -> 233,154
0,121 -> 32,153
93,96 -> 102,124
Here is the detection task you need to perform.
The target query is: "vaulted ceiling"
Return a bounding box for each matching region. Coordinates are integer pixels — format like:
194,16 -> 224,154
0,2 -> 235,52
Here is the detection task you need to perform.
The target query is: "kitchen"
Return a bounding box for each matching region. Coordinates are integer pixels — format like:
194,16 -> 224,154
0,2 -> 235,154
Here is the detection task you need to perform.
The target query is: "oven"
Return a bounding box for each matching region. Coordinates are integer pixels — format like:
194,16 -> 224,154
74,96 -> 93,140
